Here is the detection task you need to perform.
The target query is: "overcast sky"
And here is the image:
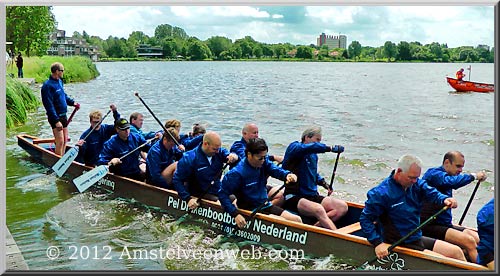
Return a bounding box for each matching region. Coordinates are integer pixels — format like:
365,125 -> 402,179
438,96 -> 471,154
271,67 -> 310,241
51,5 -> 495,48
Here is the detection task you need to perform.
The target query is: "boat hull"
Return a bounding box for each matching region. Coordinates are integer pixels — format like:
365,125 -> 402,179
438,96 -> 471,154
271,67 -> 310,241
16,134 -> 487,271
446,77 -> 494,93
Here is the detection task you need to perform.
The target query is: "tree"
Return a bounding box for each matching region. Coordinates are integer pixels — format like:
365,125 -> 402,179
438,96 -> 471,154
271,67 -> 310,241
187,40 -> 212,60
128,31 -> 150,46
236,40 -> 253,58
252,44 -> 263,58
273,44 -> 286,59
262,45 -> 274,58
206,36 -> 232,60
295,46 -> 312,59
6,6 -> 56,57
347,41 -> 362,60
396,41 -> 411,61
383,41 -> 397,61
161,38 -> 179,58
429,42 -> 443,61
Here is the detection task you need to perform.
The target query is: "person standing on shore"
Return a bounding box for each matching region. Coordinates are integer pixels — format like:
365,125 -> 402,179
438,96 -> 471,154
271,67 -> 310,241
15,52 -> 23,78
41,62 -> 80,156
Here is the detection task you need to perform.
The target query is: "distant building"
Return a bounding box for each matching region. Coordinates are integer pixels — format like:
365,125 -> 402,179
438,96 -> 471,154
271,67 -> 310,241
477,44 -> 490,51
317,33 -> 347,49
47,30 -> 100,61
136,44 -> 164,58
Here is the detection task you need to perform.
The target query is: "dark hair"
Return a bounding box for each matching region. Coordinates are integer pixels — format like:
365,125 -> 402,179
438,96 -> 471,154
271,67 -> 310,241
245,138 -> 268,156
443,151 -> 463,165
192,123 -> 206,136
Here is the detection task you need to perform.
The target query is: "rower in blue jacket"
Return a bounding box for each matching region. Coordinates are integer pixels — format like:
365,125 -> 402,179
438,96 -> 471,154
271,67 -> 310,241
145,127 -> 183,189
172,131 -> 239,210
420,151 -> 487,262
359,154 -> 466,262
219,138 -> 302,229
97,118 -> 158,181
476,198 -> 494,269
281,126 -> 347,230
75,104 -> 121,166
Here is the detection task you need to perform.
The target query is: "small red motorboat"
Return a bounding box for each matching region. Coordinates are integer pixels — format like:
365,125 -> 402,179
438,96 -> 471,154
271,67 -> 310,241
446,77 -> 494,93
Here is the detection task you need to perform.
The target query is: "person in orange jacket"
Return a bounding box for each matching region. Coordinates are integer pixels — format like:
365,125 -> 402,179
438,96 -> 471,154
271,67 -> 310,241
456,68 -> 466,81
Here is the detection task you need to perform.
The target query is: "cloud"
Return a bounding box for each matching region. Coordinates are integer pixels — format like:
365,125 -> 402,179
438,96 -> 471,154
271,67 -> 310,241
51,5 -> 494,48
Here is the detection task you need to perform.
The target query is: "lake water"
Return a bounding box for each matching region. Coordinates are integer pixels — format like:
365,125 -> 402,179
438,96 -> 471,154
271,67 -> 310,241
5,61 -> 495,270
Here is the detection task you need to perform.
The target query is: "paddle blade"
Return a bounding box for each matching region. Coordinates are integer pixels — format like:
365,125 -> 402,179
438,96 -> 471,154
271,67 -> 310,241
52,147 -> 79,177
73,165 -> 109,193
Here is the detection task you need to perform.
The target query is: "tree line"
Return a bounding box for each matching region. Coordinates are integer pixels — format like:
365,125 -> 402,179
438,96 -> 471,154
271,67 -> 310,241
6,6 -> 495,63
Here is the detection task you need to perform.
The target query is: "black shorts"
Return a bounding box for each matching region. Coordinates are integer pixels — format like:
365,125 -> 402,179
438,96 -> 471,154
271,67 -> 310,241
283,194 -> 325,213
400,236 -> 437,251
479,251 -> 494,266
257,204 -> 284,216
421,224 -> 467,240
49,116 -> 68,129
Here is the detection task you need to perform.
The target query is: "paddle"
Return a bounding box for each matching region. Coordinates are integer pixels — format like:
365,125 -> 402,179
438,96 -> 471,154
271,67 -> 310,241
65,105 -> 80,142
467,65 -> 472,81
357,205 -> 449,270
458,179 -> 482,226
327,151 -> 341,196
134,92 -> 181,148
250,181 -> 286,218
72,136 -> 158,193
67,104 -> 80,125
53,109 -> 112,177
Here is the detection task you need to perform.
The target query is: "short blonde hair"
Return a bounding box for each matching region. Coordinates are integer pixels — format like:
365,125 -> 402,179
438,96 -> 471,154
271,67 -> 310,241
89,110 -> 102,121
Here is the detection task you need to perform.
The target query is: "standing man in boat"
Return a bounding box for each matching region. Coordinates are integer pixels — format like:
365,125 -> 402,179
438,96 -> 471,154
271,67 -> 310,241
145,127 -> 183,189
456,68 -> 466,81
476,198 -> 494,270
75,104 -> 121,167
41,62 -> 80,157
172,131 -> 239,210
230,122 -> 286,207
219,138 -> 302,228
420,151 -> 487,262
281,126 -> 348,230
359,154 -> 466,261
96,118 -> 160,181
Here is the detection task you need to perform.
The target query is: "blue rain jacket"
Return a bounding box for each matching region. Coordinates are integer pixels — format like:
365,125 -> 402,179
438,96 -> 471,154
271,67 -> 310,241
218,157 -> 290,217
172,144 -> 230,201
130,124 -> 156,139
476,198 -> 494,266
421,166 -> 474,225
180,134 -> 204,151
360,170 -> 448,247
145,139 -> 183,188
41,76 -> 75,125
76,109 -> 121,166
96,132 -> 150,177
282,141 -> 329,197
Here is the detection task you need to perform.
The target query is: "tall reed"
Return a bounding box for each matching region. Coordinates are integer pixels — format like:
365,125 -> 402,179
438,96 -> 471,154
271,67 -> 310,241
6,77 -> 40,129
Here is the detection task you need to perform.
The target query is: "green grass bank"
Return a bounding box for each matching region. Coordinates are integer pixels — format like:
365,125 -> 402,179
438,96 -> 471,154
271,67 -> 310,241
6,56 -> 99,129
6,55 -> 100,83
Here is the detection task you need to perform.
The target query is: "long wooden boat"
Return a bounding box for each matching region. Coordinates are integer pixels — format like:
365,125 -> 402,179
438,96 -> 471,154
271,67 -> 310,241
17,133 -> 487,271
446,77 -> 494,93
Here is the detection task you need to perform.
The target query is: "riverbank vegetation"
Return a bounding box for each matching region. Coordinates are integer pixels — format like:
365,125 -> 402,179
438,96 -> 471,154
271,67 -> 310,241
6,56 -> 100,83
6,77 -> 40,129
6,7 -> 494,64
92,26 -> 495,63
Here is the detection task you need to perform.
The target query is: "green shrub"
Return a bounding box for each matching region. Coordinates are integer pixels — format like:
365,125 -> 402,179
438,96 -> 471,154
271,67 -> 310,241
6,77 -> 40,128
